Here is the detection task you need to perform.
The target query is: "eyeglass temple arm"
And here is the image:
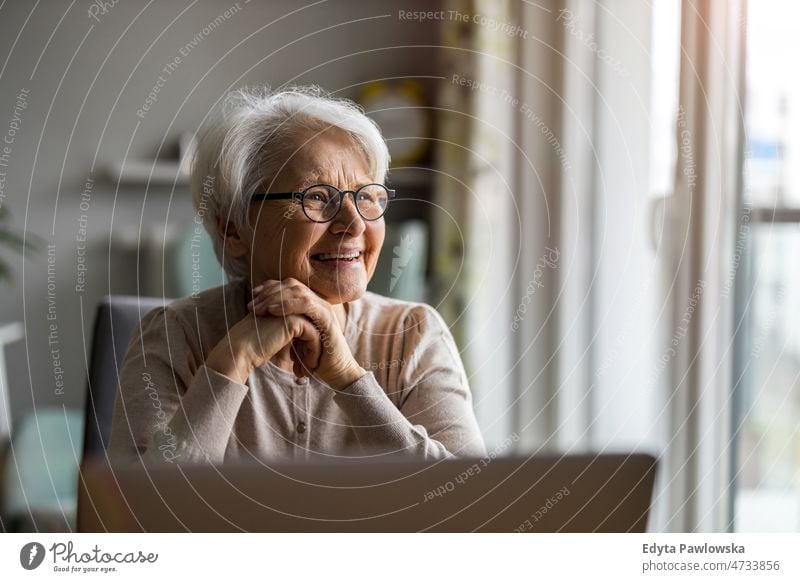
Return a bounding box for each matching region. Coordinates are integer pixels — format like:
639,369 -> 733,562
250,192 -> 301,202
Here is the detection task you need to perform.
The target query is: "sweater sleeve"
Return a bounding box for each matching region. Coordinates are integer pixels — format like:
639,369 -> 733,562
333,304 -> 486,459
106,306 -> 249,465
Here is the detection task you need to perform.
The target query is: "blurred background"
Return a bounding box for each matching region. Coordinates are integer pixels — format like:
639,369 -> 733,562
0,0 -> 797,533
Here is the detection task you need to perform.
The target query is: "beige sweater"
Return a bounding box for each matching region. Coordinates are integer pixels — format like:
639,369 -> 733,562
107,278 -> 486,464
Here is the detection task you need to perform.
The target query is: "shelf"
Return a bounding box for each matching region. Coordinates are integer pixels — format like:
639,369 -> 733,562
105,159 -> 188,187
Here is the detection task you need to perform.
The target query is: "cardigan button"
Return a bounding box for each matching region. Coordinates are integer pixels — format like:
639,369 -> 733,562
297,421 -> 307,434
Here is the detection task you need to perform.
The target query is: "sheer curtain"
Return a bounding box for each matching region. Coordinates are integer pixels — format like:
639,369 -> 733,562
663,0 -> 746,532
508,0 -> 746,532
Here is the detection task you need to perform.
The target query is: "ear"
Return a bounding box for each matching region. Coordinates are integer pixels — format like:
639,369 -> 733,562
216,217 -> 250,259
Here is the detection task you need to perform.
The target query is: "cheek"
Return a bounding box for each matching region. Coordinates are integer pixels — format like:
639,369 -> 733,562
280,222 -> 327,270
249,216 -> 282,268
249,210 -> 315,275
366,224 -> 386,269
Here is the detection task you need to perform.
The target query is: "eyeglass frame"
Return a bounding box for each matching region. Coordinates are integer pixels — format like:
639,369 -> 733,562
250,183 -> 396,223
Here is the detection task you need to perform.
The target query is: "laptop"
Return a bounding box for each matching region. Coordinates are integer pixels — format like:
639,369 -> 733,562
77,453 -> 657,532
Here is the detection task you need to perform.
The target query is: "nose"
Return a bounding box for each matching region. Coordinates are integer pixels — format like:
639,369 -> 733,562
329,192 -> 366,237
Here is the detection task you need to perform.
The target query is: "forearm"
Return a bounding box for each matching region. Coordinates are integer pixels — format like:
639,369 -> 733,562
206,343 -> 252,385
156,364 -> 249,464
333,372 -> 484,459
109,364 -> 249,466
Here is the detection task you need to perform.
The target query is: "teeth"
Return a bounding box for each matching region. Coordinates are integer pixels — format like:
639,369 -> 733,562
315,251 -> 361,261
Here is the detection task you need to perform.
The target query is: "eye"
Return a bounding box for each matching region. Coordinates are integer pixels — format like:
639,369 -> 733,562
304,188 -> 332,203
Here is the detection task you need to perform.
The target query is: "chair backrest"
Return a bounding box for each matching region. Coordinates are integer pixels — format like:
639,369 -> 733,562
81,295 -> 169,463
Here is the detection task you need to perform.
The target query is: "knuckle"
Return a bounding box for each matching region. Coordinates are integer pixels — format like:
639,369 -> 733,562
290,322 -> 302,337
260,279 -> 280,291
286,316 -> 302,336
292,315 -> 306,335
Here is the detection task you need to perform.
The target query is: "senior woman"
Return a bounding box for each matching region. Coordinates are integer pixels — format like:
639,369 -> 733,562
107,86 -> 486,464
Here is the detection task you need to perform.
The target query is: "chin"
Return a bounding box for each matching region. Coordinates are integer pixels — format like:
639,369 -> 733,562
312,278 -> 367,304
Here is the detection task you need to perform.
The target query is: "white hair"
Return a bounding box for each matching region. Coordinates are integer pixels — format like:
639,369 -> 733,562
190,85 -> 390,280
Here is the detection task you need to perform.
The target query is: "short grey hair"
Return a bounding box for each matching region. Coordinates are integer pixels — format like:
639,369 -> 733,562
190,85 -> 390,280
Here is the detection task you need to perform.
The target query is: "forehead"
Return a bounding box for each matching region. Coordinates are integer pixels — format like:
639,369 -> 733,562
286,129 -> 371,185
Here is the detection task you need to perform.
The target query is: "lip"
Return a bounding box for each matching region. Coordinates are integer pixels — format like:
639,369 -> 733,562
309,247 -> 365,269
311,257 -> 364,270
310,246 -> 363,256
309,247 -> 364,265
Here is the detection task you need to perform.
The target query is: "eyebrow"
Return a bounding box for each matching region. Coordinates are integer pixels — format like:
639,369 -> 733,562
297,176 -> 374,191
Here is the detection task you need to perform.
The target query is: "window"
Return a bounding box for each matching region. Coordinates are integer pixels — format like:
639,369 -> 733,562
733,0 -> 800,532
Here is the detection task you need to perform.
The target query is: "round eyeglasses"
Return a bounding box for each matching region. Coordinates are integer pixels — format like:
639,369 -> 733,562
251,183 -> 395,223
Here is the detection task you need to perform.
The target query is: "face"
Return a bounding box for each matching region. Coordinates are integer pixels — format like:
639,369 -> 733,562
237,129 -> 385,304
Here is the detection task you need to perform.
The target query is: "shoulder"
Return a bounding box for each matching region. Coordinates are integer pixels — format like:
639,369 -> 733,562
166,277 -> 245,314
138,278 -> 247,341
350,291 -> 451,339
352,294 -> 466,388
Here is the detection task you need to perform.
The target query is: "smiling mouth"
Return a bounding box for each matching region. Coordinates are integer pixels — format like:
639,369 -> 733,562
311,251 -> 363,263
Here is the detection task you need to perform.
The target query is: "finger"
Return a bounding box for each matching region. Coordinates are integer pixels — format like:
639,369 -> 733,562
264,298 -> 331,332
249,299 -> 277,316
250,278 -> 321,306
249,279 -> 281,301
292,356 -> 304,378
299,334 -> 321,371
255,278 -> 308,301
289,341 -> 304,377
248,278 -> 290,302
290,337 -> 320,377
291,317 -> 322,367
248,282 -> 306,313
262,296 -> 309,315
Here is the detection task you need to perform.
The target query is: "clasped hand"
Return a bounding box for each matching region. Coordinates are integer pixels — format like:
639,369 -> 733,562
206,278 -> 365,390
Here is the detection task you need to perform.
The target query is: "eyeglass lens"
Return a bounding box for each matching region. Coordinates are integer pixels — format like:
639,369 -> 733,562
302,184 -> 389,222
